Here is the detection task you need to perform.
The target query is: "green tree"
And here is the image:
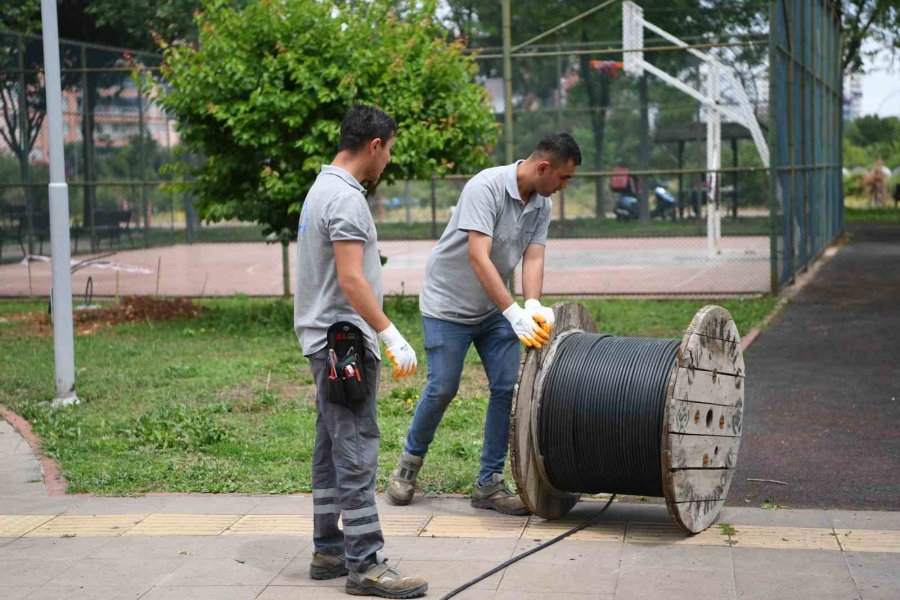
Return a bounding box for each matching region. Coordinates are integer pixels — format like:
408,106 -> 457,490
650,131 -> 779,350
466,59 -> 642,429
0,33 -> 46,224
156,0 -> 496,289
848,115 -> 900,150
2,0 -> 203,50
840,0 -> 900,73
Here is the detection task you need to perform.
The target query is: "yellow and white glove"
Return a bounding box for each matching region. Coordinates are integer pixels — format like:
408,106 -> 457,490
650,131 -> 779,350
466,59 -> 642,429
524,299 -> 554,335
378,323 -> 417,378
503,302 -> 551,349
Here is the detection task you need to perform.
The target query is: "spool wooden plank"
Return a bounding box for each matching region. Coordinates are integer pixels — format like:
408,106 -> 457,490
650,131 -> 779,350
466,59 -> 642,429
510,302 -> 595,519
666,499 -> 727,533
668,400 -> 743,436
672,368 -> 743,406
667,436 -> 741,469
663,305 -> 745,534
667,469 -> 731,503
680,334 -> 745,376
690,307 -> 741,343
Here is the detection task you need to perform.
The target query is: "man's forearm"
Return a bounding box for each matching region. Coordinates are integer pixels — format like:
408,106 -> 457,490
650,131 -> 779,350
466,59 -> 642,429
339,274 -> 391,332
470,255 -> 515,311
521,257 -> 544,300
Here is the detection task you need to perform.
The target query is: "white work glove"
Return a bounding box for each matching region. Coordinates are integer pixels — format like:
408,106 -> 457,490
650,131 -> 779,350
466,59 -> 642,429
503,302 -> 551,349
524,299 -> 555,335
377,323 -> 417,378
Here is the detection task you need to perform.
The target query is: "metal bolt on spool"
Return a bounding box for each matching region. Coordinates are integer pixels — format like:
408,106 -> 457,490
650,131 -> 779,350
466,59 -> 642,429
510,302 -> 745,533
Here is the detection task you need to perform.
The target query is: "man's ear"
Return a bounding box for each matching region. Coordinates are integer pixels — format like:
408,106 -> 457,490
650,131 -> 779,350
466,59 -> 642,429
536,159 -> 552,176
369,138 -> 383,156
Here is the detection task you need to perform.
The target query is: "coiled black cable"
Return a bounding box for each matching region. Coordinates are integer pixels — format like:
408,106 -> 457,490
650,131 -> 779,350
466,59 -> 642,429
539,333 -> 680,497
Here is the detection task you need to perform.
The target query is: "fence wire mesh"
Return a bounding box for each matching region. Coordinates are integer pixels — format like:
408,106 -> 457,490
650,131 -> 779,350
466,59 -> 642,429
769,0 -> 844,289
1,32 -> 183,269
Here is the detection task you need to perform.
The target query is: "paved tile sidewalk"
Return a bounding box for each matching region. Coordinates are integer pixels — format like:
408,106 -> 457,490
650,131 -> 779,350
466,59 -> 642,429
2,419 -> 900,599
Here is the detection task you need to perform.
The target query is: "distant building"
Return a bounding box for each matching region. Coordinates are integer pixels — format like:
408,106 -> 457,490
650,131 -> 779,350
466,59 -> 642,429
28,80 -> 178,165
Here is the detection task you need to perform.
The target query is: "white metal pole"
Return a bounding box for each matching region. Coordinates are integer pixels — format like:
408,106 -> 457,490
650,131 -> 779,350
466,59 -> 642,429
706,61 -> 722,256
40,0 -> 79,407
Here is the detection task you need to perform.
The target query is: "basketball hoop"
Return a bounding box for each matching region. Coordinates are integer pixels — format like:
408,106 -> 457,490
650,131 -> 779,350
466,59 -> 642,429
619,1 -> 769,257
588,60 -> 625,78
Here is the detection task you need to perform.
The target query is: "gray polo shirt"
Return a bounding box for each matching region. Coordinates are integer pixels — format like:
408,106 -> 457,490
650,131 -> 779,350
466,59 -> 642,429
419,161 -> 552,324
294,165 -> 382,358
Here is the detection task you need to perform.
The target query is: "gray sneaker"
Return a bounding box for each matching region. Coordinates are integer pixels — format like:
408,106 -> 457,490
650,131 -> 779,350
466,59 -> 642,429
346,562 -> 428,598
471,473 -> 529,516
387,451 -> 423,506
309,551 -> 348,580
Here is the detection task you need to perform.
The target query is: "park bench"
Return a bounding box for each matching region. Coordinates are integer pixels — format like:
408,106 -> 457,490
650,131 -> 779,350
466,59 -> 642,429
73,209 -> 135,252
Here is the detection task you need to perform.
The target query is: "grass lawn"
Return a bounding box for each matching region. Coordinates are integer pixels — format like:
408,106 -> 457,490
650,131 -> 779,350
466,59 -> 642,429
845,206 -> 900,224
0,294 -> 777,496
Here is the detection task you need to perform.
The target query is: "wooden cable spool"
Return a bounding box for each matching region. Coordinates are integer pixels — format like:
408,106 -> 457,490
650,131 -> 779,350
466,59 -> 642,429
510,302 -> 745,533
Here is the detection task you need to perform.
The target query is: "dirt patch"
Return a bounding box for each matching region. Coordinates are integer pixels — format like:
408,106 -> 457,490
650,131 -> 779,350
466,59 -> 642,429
78,296 -> 203,325
4,297 -> 204,337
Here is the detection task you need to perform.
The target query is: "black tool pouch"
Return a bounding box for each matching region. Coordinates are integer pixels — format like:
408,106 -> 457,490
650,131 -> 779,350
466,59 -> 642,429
325,321 -> 368,410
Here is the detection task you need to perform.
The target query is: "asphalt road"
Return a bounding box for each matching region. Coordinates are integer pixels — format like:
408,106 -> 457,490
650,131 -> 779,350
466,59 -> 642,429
730,223 -> 900,510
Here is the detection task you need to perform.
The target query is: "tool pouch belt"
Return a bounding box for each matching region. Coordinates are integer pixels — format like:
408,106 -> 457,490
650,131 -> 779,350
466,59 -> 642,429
325,321 -> 368,410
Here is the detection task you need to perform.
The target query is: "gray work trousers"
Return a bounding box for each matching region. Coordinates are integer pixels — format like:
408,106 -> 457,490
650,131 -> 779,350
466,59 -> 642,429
307,349 -> 384,573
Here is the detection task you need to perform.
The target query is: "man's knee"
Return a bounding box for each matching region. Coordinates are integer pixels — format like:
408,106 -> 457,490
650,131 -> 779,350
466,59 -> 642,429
425,371 -> 462,403
488,380 -> 515,400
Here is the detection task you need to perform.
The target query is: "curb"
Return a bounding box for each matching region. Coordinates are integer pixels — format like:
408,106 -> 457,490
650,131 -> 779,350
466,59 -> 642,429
0,404 -> 69,497
740,327 -> 761,352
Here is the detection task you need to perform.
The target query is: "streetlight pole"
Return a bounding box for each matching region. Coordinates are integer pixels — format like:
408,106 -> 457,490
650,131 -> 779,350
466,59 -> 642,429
40,0 -> 78,407
501,0 -> 514,164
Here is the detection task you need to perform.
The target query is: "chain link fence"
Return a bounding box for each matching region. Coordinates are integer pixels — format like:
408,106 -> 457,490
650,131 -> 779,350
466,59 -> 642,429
0,1 -> 841,298
0,31 -> 189,265
769,0 -> 843,289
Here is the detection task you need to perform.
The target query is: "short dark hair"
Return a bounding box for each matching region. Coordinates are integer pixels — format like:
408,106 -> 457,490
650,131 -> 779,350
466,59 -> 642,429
338,104 -> 398,152
533,132 -> 582,166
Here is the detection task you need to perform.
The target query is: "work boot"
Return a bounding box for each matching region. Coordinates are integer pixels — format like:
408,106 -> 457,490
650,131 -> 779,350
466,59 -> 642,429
471,473 -> 529,516
309,551 -> 348,580
387,451 -> 423,506
346,561 -> 428,598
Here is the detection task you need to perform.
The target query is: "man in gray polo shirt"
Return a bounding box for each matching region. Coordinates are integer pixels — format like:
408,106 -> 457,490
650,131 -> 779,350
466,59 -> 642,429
295,105 -> 426,598
387,133 -> 582,515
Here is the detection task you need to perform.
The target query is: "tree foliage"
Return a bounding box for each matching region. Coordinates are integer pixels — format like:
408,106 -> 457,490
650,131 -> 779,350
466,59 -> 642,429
840,0 -> 900,73
156,0 -> 497,240
1,0 -> 206,51
844,115 -> 900,169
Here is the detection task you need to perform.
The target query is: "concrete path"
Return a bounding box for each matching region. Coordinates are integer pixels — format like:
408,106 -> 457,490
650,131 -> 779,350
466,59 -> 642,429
730,223 -> 900,510
2,420 -> 900,599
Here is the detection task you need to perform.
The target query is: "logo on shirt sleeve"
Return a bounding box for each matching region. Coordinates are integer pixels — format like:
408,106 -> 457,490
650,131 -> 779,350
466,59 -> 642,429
298,211 -> 310,235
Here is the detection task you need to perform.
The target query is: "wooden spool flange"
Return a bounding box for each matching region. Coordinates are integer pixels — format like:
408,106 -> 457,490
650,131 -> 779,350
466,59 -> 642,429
510,302 -> 745,533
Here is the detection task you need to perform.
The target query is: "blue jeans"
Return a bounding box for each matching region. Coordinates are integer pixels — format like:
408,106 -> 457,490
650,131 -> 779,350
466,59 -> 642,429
405,312 -> 520,486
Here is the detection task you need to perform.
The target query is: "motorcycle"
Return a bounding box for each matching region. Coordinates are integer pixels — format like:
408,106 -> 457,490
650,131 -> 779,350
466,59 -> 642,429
613,179 -> 678,221
650,184 -> 678,220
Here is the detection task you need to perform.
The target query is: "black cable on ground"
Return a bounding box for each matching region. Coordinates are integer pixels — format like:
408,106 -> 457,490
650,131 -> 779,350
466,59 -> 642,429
539,333 -> 680,497
438,494 -> 617,600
